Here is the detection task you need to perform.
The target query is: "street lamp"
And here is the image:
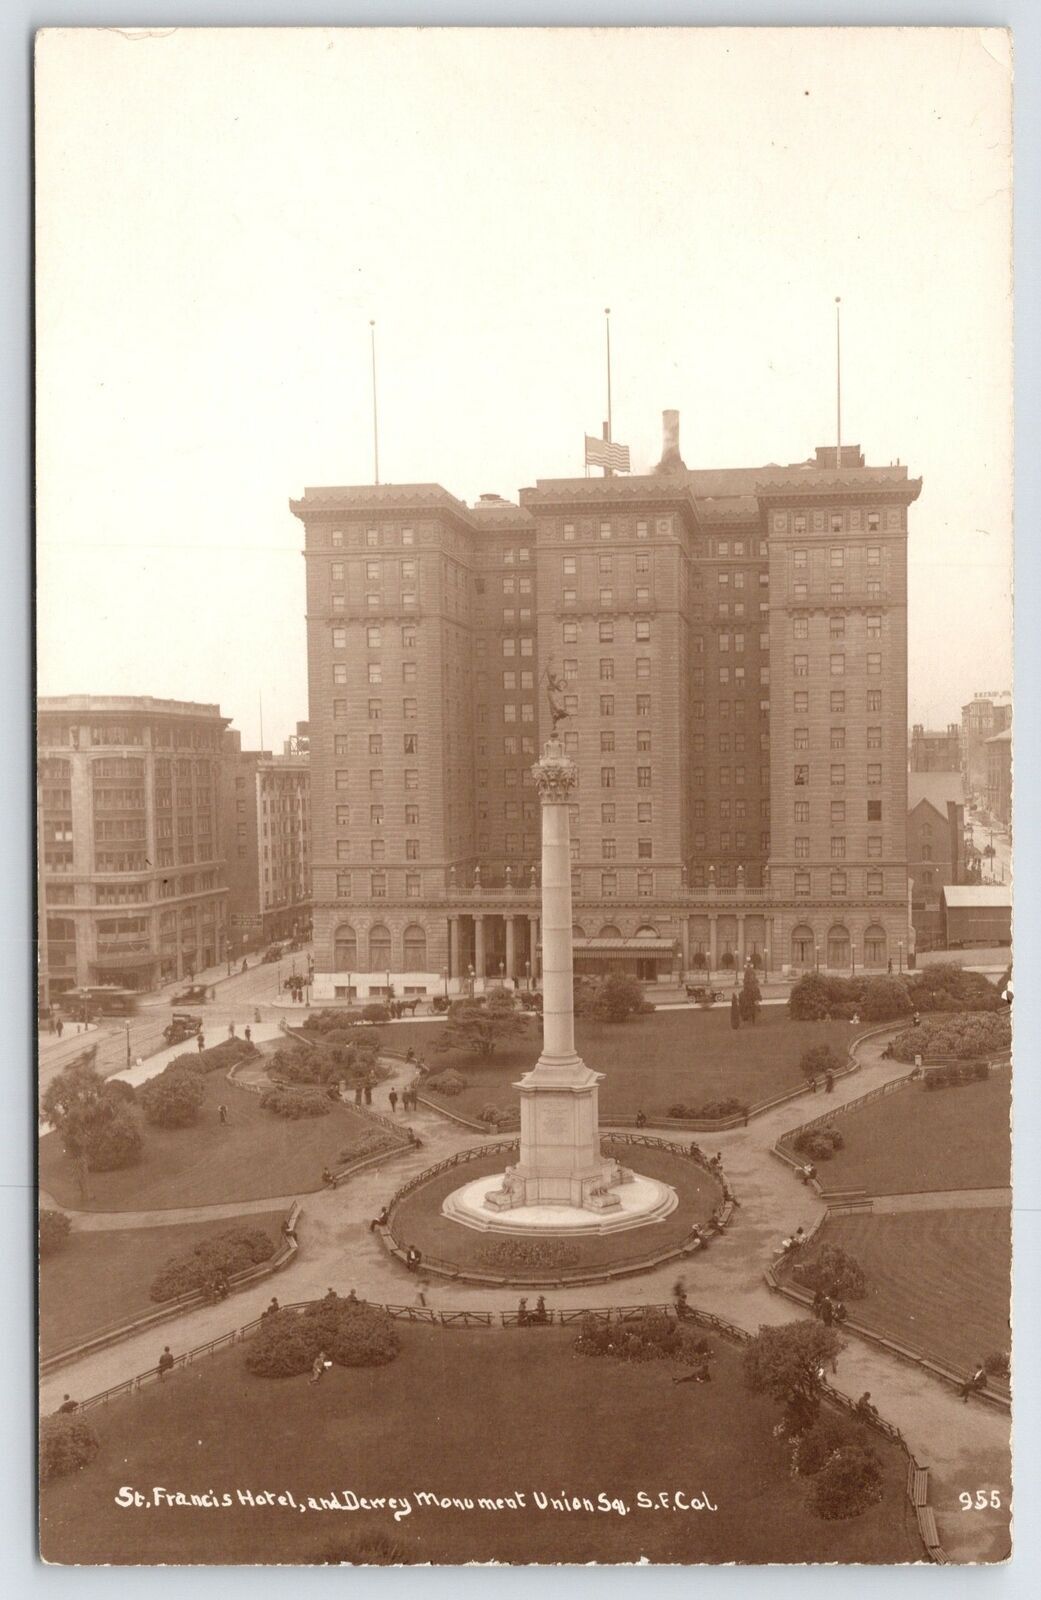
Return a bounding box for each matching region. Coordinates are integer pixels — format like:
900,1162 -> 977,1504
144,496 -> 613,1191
898,940 -> 904,975
815,943 -> 820,973
850,943 -> 856,978
125,1022 -> 131,1069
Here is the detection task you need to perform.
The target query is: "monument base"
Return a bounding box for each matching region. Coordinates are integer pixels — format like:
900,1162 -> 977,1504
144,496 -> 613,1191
442,1169 -> 679,1237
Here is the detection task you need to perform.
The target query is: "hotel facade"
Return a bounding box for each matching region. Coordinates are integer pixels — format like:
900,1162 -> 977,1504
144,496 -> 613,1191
292,423 -> 920,1000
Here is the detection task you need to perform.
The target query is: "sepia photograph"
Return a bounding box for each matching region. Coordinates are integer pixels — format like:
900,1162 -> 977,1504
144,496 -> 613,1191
34,24 -> 1014,1567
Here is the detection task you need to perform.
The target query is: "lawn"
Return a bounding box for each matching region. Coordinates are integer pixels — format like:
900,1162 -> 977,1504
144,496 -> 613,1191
39,1074 -> 383,1212
390,1140 -> 719,1279
395,1010 -> 861,1124
785,1068 -> 1011,1196
40,1323 -> 922,1566
779,1207 -> 1011,1376
39,1210 -> 286,1361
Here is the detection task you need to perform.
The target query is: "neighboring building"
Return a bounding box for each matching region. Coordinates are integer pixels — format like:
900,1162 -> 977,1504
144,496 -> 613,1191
293,422 -> 921,999
942,884 -> 1011,950
985,727 -> 1012,828
962,692 -> 1011,799
220,730 -> 311,953
908,770 -> 969,951
910,722 -> 961,772
283,720 -> 310,757
37,696 -> 230,1003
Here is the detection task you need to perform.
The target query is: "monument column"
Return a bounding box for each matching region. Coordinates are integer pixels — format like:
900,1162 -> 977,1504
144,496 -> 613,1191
528,916 -> 539,979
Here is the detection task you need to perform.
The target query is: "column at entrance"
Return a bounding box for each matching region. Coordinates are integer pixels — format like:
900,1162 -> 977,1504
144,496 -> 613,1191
474,914 -> 486,983
505,916 -> 516,981
737,915 -> 745,969
448,915 -> 460,980
529,916 -> 539,981
681,917 -> 690,971
708,913 -> 718,973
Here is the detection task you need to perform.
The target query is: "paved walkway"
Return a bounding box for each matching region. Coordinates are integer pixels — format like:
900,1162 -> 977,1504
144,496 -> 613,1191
869,1187 -> 1011,1214
39,1032 -> 1011,1563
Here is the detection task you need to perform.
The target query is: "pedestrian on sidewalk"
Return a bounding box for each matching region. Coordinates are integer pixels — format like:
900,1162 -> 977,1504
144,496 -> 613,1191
824,1070 -> 835,1094
354,1083 -> 363,1106
56,1018 -> 64,1040
228,1022 -> 236,1038
364,1082 -> 373,1106
957,1361 -> 987,1402
197,1033 -> 205,1053
244,1025 -> 252,1044
321,1166 -> 334,1187
389,1089 -> 399,1113
406,1246 -> 422,1272
218,1103 -> 229,1124
157,1346 -> 175,1381
810,1075 -> 818,1094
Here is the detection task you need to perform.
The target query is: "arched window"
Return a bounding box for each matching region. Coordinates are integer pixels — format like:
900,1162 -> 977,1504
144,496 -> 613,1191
827,924 -> 850,970
634,925 -> 659,939
791,924 -> 815,968
598,924 -> 622,939
333,924 -> 357,969
402,924 -> 427,970
368,924 -> 392,970
863,924 -> 887,968
572,924 -> 586,939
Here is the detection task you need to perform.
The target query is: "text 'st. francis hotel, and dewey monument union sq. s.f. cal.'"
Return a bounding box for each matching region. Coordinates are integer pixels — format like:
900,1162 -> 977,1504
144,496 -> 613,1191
294,411 -> 919,1001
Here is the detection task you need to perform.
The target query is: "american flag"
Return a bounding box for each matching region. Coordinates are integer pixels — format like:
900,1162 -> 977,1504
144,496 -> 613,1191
584,434 -> 631,472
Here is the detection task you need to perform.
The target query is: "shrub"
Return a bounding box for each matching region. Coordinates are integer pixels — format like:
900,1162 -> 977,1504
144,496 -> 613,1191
425,1068 -> 469,1097
666,1097 -> 746,1121
260,1085 -> 332,1119
477,1237 -> 579,1269
103,1078 -> 137,1106
476,1102 -> 509,1127
792,1132 -> 839,1162
574,1309 -> 715,1367
362,1004 -> 391,1023
799,1044 -> 844,1082
40,1208 -> 71,1256
859,976 -> 912,1022
140,1067 -> 206,1128
908,963 -> 1003,1015
84,1106 -> 142,1171
889,1011 -> 1010,1064
175,1038 -> 259,1075
245,1298 -> 399,1377
587,973 -> 648,1023
40,1415 -> 100,1483
788,974 -> 835,1021
792,1243 -> 867,1300
793,1415 -> 863,1476
337,1130 -> 396,1165
985,1350 -> 1010,1380
810,1443 -> 885,1520
150,1226 -> 276,1301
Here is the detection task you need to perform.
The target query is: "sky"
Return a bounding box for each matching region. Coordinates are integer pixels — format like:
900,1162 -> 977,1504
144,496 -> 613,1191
35,26 -> 1013,749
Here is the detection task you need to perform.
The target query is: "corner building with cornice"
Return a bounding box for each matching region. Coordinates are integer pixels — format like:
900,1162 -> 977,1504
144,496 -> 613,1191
292,427 -> 920,1000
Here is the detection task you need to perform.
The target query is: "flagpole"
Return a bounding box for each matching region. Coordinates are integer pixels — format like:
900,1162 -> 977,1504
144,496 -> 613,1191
835,297 -> 842,463
370,319 -> 380,486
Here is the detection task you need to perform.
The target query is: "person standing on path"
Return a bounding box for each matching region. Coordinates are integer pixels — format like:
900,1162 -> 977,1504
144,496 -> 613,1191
364,1082 -> 373,1106
218,1103 -> 229,1124
157,1347 -> 175,1381
389,1089 -> 399,1113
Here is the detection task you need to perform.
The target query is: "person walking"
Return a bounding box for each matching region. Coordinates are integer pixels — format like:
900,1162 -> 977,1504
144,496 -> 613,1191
517,1297 -> 529,1326
389,1089 -> 399,1114
197,1032 -> 206,1053
218,1103 -> 229,1124
309,1350 -> 330,1385
819,1296 -> 834,1327
406,1246 -> 422,1272
354,1083 -> 363,1106
364,1082 -> 373,1106
227,1021 -> 236,1038
157,1346 -> 175,1381
244,1025 -> 252,1044
824,1070 -> 835,1094
56,1018 -> 64,1040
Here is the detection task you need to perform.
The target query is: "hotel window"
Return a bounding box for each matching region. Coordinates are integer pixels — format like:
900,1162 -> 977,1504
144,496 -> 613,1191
370,804 -> 384,827
795,800 -> 809,822
794,654 -> 809,677
793,548 -> 808,569
831,800 -> 846,822
635,619 -> 650,642
369,769 -> 383,788
333,664 -> 348,686
867,725 -> 882,749
403,732 -> 418,754
867,579 -> 881,601
331,561 -> 344,582
793,583 -> 808,600
734,632 -> 745,653
867,545 -> 881,565
601,767 -> 615,788
734,572 -> 745,589
370,838 -> 385,861
599,522 -> 612,540
637,839 -> 653,859
562,658 -> 579,682
368,734 -> 382,755
336,840 -> 350,862
829,614 -> 845,640
831,837 -> 846,859
637,872 -> 653,898
831,514 -> 843,532
794,516 -> 807,535
370,872 -> 387,897
635,553 -> 650,574
519,547 -> 531,563
637,731 -> 651,752
638,802 -> 652,824
636,694 -> 651,716
867,689 -> 882,712
365,528 -> 379,548
831,764 -> 846,785
718,571 -> 730,588
600,802 -> 615,824
403,697 -> 418,720
720,633 -> 731,653
402,662 -> 417,683
602,838 -> 616,859
366,623 -> 383,648
600,732 -> 615,753
405,803 -> 419,827
830,727 -> 845,750
562,556 -> 576,577
720,765 -> 731,786
867,614 -> 882,639
794,618 -> 808,640
599,588 -> 614,608
635,520 -> 649,540
599,620 -> 614,643
830,870 -> 847,895
794,691 -> 809,713
867,799 -> 882,820
401,590 -> 416,608
563,522 -> 575,541
795,836 -> 809,858
867,763 -> 882,785
867,835 -> 882,858
830,654 -> 845,676
637,766 -> 652,789
520,637 -> 533,657
596,659 -> 614,684
402,526 -> 414,545
334,735 -> 348,757
794,764 -> 809,786
336,805 -> 350,828
365,561 -> 380,583
718,541 -> 730,558
828,583 -> 844,602
867,513 -> 881,532
867,653 -> 882,675
600,695 -> 614,716
602,872 -> 618,896
867,870 -> 884,896
336,872 -> 352,896
563,588 -> 577,607
828,691 -> 845,715
598,553 -> 613,575
636,657 -> 651,679
404,769 -> 419,792
503,704 -> 517,723
401,560 -> 416,583
503,638 -> 516,657
332,593 -> 345,611
830,546 -> 844,567
795,871 -> 811,896
335,769 -> 350,790
564,695 -> 578,715
719,666 -> 731,685
794,727 -> 809,749
367,699 -> 382,721
331,529 -> 344,548
563,621 -> 579,644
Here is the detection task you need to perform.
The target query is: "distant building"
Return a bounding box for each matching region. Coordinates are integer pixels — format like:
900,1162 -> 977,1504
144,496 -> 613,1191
283,720 -> 310,757
962,692 -> 1011,799
38,696 -> 230,1004
221,730 -> 311,952
985,727 -> 1012,828
909,722 -> 960,772
908,771 -> 969,951
942,883 -> 1011,950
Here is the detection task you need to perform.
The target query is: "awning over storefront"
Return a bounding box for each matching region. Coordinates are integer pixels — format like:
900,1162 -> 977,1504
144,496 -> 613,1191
91,949 -> 158,970
536,937 -> 677,963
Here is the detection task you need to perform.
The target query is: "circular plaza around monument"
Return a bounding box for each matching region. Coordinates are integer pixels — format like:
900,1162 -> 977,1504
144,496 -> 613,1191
443,1165 -> 679,1235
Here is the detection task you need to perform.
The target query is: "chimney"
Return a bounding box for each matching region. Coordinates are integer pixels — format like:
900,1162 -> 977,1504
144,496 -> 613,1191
654,409 -> 687,476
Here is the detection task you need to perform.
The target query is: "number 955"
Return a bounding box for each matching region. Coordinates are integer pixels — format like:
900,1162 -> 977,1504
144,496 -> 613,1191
960,1490 -> 1002,1510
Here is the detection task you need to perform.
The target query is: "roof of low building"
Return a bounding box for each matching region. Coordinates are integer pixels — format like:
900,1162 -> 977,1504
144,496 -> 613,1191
941,885 -> 1011,909
908,771 -> 965,815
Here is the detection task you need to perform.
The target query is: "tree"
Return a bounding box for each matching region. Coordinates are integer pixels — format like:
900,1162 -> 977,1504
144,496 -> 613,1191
742,1320 -> 846,1433
588,972 -> 647,1023
140,1069 -> 206,1128
788,974 -> 832,1021
799,1043 -> 843,1082
858,976 -> 911,1022
730,992 -> 741,1030
437,991 -> 530,1059
739,963 -> 761,1023
41,1057 -> 143,1172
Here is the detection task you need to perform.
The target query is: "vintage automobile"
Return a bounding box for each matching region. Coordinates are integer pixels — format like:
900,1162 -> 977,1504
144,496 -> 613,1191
684,983 -> 723,1005
261,944 -> 285,964
163,1011 -> 204,1046
171,983 -> 209,1006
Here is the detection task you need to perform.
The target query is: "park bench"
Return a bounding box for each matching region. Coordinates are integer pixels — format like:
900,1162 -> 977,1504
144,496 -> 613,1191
908,1464 -> 929,1506
917,1506 -> 942,1555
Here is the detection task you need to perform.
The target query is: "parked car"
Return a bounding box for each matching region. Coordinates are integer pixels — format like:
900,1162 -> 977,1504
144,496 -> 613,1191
684,984 -> 723,1004
163,1012 -> 203,1046
262,945 -> 284,964
171,983 -> 209,1005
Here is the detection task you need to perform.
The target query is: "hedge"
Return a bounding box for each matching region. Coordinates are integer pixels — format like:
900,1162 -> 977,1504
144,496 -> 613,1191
791,1243 -> 866,1300
245,1296 -> 400,1377
40,1208 -> 71,1256
810,1443 -> 885,1520
260,1085 -> 332,1119
425,1068 -> 469,1097
150,1226 -> 276,1302
40,1415 -> 100,1483
140,1066 -> 206,1128
574,1309 -> 715,1368
667,1097 -> 748,1121
888,1011 -> 1010,1064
